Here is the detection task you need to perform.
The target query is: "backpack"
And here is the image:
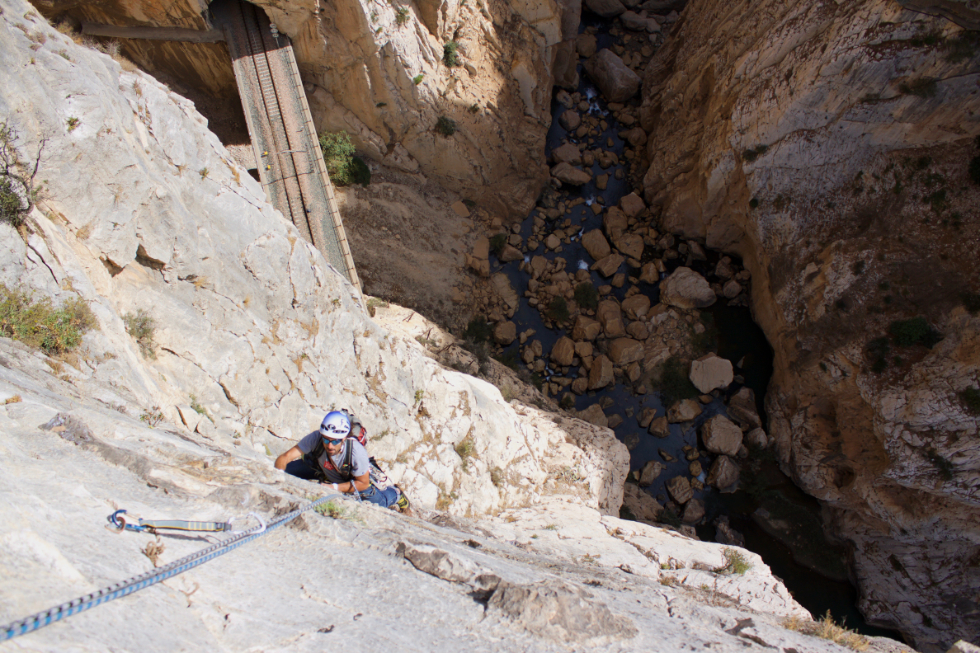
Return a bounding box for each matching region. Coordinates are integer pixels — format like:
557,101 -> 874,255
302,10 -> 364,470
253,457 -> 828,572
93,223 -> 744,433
307,411 -> 389,489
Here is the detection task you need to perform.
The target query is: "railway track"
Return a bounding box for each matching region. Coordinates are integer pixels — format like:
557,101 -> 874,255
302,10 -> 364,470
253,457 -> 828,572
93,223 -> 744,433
213,0 -> 359,289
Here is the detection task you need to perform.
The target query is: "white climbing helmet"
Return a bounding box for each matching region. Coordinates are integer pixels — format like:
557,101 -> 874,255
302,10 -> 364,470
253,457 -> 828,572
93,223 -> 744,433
319,411 -> 351,438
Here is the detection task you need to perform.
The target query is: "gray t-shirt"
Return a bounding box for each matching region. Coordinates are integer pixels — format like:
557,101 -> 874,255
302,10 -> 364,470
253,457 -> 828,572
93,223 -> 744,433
297,431 -> 370,484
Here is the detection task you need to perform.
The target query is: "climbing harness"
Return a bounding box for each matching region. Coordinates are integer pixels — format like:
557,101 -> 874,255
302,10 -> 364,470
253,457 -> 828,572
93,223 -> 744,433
0,494 -> 338,643
106,509 -> 234,534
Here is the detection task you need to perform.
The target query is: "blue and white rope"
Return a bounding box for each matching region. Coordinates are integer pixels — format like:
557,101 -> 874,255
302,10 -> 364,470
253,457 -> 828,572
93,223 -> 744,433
0,494 -> 337,642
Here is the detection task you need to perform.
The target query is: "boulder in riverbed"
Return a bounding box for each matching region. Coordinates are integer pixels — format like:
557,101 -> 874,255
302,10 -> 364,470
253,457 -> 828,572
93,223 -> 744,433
572,315 -> 602,341
588,354 -> 615,389
638,460 -> 664,486
659,267 -> 716,309
552,142 -> 582,165
667,399 -> 701,423
608,338 -> 644,365
551,162 -> 591,186
666,475 -> 692,504
551,336 -> 576,366
585,0 -> 627,17
581,229 -> 611,261
706,455 -> 740,491
727,387 -> 762,429
700,415 -> 743,456
494,321 -> 517,345
648,416 -> 669,437
688,353 -> 733,393
584,50 -> 641,103
623,483 -> 662,524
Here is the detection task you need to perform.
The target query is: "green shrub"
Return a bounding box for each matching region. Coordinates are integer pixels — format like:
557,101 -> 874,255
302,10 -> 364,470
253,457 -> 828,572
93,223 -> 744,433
573,282 -> 598,310
718,548 -> 752,575
0,177 -> 25,226
657,356 -> 698,405
489,233 -> 507,257
899,78 -> 938,98
319,131 -> 370,187
443,41 -> 460,67
959,386 -> 980,415
412,73 -> 424,85
395,6 -> 410,25
969,155 -> 980,186
545,296 -> 569,323
0,284 -> 95,354
123,309 -> 156,358
463,315 -> 492,344
888,317 -> 942,348
435,116 -> 457,137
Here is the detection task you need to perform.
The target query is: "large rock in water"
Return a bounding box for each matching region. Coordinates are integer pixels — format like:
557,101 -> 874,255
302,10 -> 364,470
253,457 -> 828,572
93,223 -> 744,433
689,354 -> 734,393
550,336 -> 576,366
659,267 -> 716,309
608,338 -> 644,365
584,0 -> 627,17
584,50 -> 641,103
551,162 -> 591,186
706,455 -> 740,491
667,399 -> 702,423
666,476 -> 693,504
700,416 -> 743,456
581,229 -> 611,261
588,355 -> 615,389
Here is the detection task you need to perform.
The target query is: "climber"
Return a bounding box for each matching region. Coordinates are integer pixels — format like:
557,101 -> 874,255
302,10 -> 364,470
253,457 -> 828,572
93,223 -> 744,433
274,410 -> 409,511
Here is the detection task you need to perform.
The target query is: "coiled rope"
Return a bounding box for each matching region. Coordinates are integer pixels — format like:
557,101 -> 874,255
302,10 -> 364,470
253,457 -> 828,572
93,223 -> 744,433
0,494 -> 337,642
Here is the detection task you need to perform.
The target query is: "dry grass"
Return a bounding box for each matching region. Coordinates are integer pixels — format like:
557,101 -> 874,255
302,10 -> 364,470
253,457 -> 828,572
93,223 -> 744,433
783,612 -> 869,651
4,395 -> 22,405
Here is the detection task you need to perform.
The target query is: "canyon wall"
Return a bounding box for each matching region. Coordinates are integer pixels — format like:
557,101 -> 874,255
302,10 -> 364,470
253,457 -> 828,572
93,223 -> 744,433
637,0 -> 980,650
33,0 -> 573,218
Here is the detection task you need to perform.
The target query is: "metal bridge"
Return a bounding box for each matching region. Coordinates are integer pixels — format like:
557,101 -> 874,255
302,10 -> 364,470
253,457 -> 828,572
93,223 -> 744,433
85,1 -> 360,289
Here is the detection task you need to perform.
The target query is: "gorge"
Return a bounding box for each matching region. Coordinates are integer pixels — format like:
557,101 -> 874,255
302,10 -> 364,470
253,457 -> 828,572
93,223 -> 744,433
1,0 -> 979,651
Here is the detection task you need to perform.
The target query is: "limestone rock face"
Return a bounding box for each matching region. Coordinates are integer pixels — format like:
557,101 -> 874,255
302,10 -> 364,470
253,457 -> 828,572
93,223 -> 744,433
584,49 -> 641,103
689,354 -> 734,393
701,416 -> 743,456
659,267 -> 716,309
641,3 -> 980,642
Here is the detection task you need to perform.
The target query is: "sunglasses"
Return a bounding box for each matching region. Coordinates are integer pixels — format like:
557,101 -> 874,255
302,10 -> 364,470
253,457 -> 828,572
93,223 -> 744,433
321,436 -> 346,446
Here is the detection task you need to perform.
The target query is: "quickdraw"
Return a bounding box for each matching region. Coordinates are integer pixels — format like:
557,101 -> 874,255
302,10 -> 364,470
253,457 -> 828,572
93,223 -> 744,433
106,509 -> 234,534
